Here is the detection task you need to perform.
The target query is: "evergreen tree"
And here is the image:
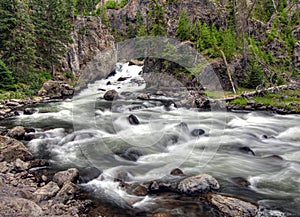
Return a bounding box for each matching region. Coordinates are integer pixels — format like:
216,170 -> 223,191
0,60 -> 15,91
0,0 -> 37,80
221,29 -> 236,60
32,0 -> 73,75
147,0 -> 167,36
176,10 -> 191,41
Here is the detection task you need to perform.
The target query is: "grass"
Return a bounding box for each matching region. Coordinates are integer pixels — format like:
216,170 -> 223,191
229,89 -> 300,111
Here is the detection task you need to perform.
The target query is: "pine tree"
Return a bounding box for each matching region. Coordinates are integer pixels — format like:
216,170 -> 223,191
0,60 -> 15,91
147,0 -> 167,36
32,0 -> 73,75
176,10 -> 191,41
0,0 -> 37,80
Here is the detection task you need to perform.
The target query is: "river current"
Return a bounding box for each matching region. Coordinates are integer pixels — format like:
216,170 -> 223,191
2,63 -> 300,216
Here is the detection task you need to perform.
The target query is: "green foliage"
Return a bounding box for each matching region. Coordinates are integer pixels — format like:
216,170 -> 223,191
65,71 -> 75,80
147,0 -> 167,36
105,0 -> 119,9
120,0 -> 129,8
230,98 -> 248,106
0,60 -> 15,91
176,10 -> 191,41
220,29 -> 236,60
245,61 -> 265,88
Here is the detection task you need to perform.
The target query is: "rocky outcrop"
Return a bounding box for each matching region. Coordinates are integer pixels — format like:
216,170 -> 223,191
61,16 -> 114,78
0,135 -> 92,217
294,41 -> 300,70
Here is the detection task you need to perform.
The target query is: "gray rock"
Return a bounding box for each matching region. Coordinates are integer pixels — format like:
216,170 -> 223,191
0,161 -> 9,173
0,136 -> 33,162
104,89 -> 118,101
177,174 -> 220,194
24,108 -> 38,115
56,181 -> 80,203
33,181 -> 60,202
53,168 -> 79,187
137,93 -> 150,100
0,197 -> 43,217
7,126 -> 26,140
170,168 -> 185,176
14,158 -> 30,171
206,193 -> 258,217
128,114 -> 140,125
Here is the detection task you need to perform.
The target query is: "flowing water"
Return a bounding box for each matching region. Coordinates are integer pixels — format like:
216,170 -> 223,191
1,63 -> 300,216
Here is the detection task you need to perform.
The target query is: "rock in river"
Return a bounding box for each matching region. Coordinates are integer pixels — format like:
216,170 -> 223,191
104,89 -> 118,101
7,126 -> 26,140
177,174 -> 220,194
128,114 -> 140,125
191,129 -> 205,137
206,193 -> 258,217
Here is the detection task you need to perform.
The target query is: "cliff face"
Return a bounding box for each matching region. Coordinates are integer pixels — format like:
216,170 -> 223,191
59,16 -> 115,78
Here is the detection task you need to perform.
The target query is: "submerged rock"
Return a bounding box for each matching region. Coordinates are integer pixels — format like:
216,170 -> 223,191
239,146 -> 255,156
120,148 -> 143,161
177,174 -> 220,194
191,129 -> 205,137
206,193 -> 258,217
231,177 -> 251,187
132,185 -> 148,196
24,108 -> 38,115
104,89 -> 118,101
128,114 -> 140,125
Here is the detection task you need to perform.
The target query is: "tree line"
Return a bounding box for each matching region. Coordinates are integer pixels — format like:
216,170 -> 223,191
0,0 -> 98,96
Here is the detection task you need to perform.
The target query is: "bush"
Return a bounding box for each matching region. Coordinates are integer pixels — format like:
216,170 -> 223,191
105,0 -> 119,9
0,60 -> 15,91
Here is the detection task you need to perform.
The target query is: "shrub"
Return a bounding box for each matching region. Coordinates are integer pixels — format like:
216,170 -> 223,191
0,60 -> 15,91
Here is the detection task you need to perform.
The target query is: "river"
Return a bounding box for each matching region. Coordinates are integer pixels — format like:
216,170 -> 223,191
1,63 -> 300,216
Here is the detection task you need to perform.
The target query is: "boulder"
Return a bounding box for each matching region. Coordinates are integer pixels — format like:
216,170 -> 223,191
128,114 -> 140,125
177,174 -> 220,194
132,185 -> 148,196
38,80 -> 74,98
170,168 -> 185,176
191,129 -> 205,137
0,197 -> 43,217
0,136 -> 33,162
104,89 -> 118,101
206,193 -> 258,217
137,93 -> 150,100
24,108 -> 38,115
231,177 -> 250,187
120,148 -> 143,161
53,168 -> 79,187
14,158 -> 30,171
33,181 -> 60,202
7,126 -> 26,140
55,181 -> 80,203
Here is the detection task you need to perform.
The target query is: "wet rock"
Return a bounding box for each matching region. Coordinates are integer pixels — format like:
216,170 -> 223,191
117,77 -> 130,81
206,193 -> 258,217
231,177 -> 250,187
148,180 -> 178,193
24,107 -> 38,115
132,185 -> 148,196
104,89 -> 118,101
129,59 -> 144,66
170,168 -> 185,176
25,127 -> 36,133
0,197 -> 43,217
7,126 -> 26,140
78,166 -> 102,183
0,136 -> 33,162
191,129 -> 205,137
106,69 -> 116,79
137,93 -> 150,100
33,181 -> 60,202
55,182 -> 80,203
106,81 -> 112,85
53,168 -> 79,187
14,158 -> 30,171
128,114 -> 140,125
176,122 -> 189,133
239,146 -> 255,156
177,174 -> 220,194
0,128 -> 8,136
120,148 -> 143,161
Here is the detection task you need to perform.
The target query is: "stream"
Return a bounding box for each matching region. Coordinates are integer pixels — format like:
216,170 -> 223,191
1,63 -> 300,216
